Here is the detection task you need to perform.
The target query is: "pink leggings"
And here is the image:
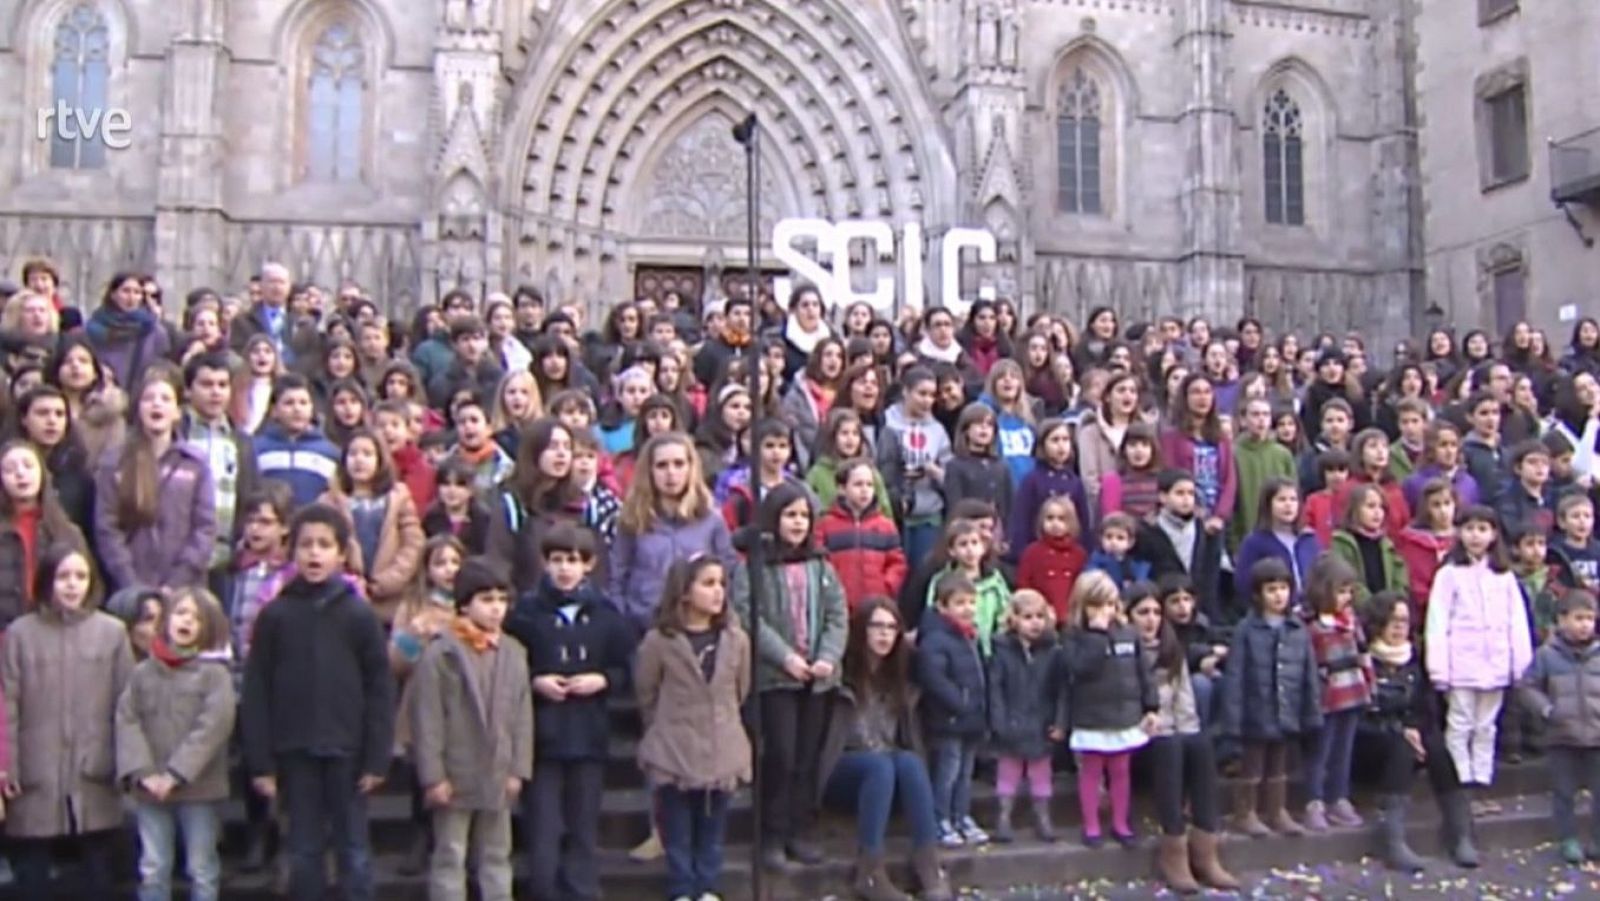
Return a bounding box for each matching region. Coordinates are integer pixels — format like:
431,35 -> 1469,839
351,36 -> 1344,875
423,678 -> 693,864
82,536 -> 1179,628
1077,750 -> 1133,838
995,756 -> 1053,800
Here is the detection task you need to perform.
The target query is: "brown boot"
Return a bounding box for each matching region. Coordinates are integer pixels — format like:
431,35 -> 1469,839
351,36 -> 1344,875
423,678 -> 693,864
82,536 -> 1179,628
1188,829 -> 1241,890
852,849 -> 914,901
1264,777 -> 1306,837
1156,834 -> 1201,895
910,846 -> 953,901
1232,779 -> 1271,837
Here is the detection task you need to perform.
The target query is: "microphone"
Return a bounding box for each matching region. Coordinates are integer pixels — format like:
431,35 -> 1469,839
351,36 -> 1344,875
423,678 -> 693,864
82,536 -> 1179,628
731,114 -> 758,147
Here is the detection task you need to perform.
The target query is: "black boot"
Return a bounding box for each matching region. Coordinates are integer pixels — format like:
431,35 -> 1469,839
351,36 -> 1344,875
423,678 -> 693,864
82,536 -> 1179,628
1377,795 -> 1427,872
1032,800 -> 1059,843
993,796 -> 1016,843
1439,791 -> 1480,869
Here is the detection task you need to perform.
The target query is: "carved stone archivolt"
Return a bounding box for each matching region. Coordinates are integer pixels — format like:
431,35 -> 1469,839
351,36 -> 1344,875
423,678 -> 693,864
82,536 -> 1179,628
635,113 -> 783,240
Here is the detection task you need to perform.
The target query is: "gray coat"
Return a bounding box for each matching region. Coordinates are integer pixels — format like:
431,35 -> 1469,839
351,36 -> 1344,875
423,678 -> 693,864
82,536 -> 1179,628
115,655 -> 236,802
409,631 -> 534,811
732,557 -> 848,693
93,441 -> 218,592
635,625 -> 753,792
1218,613 -> 1324,741
1519,635 -> 1600,748
1,609 -> 135,838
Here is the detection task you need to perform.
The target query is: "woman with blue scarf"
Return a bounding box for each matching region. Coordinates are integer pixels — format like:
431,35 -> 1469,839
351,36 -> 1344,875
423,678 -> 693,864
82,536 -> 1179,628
84,271 -> 170,391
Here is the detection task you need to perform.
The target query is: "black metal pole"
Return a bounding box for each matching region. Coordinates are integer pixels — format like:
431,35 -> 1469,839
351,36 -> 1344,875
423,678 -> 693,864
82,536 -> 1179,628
732,112 -> 765,901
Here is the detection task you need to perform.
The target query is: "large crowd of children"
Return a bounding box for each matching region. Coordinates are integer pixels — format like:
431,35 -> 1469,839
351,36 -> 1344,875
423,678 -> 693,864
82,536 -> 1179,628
0,259 -> 1595,900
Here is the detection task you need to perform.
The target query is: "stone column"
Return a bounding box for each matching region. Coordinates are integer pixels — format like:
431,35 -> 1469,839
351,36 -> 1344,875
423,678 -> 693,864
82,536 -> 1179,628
152,0 -> 229,293
1368,0 -> 1424,348
1176,0 -> 1244,323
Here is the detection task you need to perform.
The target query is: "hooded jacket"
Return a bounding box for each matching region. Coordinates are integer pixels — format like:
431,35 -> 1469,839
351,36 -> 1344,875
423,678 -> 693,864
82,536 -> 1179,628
877,401 -> 952,521
987,630 -> 1062,758
1519,633 -> 1600,748
93,441 -> 217,593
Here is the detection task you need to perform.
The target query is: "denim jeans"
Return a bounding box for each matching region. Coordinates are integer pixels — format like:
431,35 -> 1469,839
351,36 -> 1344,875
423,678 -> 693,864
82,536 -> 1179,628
927,735 -> 977,825
277,752 -> 374,901
658,786 -> 730,898
1190,672 -> 1216,730
1549,746 -> 1600,844
1307,709 -> 1360,803
824,750 -> 940,853
135,800 -> 223,901
903,521 -> 941,577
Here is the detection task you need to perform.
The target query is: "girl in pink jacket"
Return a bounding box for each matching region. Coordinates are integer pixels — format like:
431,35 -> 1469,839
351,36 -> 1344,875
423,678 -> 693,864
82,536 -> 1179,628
1424,505 -> 1533,796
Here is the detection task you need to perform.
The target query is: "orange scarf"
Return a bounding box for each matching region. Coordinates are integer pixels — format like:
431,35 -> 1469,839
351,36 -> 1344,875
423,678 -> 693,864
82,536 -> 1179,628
452,615 -> 501,653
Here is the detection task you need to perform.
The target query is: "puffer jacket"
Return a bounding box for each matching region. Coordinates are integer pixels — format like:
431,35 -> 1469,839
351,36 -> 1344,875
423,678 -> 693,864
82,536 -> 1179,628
1520,634 -> 1600,748
252,422 -> 339,507
986,631 -> 1062,758
93,441 -> 217,592
1061,624 -> 1156,733
1425,559 -> 1534,691
814,501 -> 907,610
609,512 -> 735,633
1218,612 -> 1323,741
115,651 -> 236,803
915,610 -> 988,739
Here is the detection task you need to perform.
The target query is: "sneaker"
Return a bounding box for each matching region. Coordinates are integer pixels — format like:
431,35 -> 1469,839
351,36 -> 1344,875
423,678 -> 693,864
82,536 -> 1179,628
1303,800 -> 1330,833
958,816 -> 990,845
1327,799 -> 1364,828
1561,838 -> 1585,865
938,820 -> 965,848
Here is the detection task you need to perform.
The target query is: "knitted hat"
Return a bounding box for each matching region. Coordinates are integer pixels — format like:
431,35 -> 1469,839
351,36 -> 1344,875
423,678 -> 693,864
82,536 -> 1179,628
454,557 -> 511,611
105,586 -> 164,627
1316,347 -> 1348,369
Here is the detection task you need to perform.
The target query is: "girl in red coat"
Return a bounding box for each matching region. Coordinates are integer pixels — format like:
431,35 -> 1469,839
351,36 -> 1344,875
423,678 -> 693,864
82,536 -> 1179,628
1017,496 -> 1088,624
813,460 -> 907,610
1392,477 -> 1457,620
1337,429 -> 1412,540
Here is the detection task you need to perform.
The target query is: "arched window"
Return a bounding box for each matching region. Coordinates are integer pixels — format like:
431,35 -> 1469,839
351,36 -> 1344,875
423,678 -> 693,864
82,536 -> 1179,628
50,3 -> 110,170
306,21 -> 365,183
1056,67 -> 1102,215
1263,88 -> 1304,226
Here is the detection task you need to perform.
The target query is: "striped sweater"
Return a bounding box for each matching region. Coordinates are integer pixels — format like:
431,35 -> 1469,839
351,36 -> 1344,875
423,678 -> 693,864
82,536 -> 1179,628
1306,611 -> 1373,714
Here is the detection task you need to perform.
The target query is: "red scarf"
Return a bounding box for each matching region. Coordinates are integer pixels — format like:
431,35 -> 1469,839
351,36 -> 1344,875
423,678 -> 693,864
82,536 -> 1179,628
942,611 -> 978,641
149,634 -> 198,669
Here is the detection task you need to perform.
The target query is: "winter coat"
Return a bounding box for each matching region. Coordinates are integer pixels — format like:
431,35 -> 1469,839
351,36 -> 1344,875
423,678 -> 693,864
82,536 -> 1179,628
609,512 -> 734,633
1075,415 -> 1124,514
504,576 -> 632,761
485,490 -> 597,596
817,681 -> 926,798
1134,516 -> 1225,622
1425,560 -> 1534,691
778,374 -> 830,469
1461,435 -> 1506,508
986,631 -> 1062,758
1331,474 -> 1412,541
1158,429 -> 1238,521
1368,649 -> 1440,735
1061,625 -> 1156,732
421,501 -> 491,557
1016,535 -> 1087,624
1,607 -> 135,838
732,556 -> 848,693
393,444 -> 437,515
408,336 -> 456,388
1083,551 -> 1151,591
89,318 -> 171,392
0,508 -> 86,630
1307,613 -> 1373,713
1393,527 -> 1454,619
1330,529 -> 1411,603
409,630 -> 534,810
252,422 -> 340,507
944,454 -> 1015,539
1009,465 -> 1090,554
1234,529 -> 1322,613
114,653 -> 236,803
635,624 -> 753,791
319,485 -> 426,623
240,576 -> 395,778
1519,635 -> 1600,748
93,441 -> 217,593
814,501 -> 907,610
1218,612 -> 1323,741
804,458 -> 894,520
1496,481 -> 1556,535
1401,465 -> 1480,512
1231,435 -> 1297,548
915,611 -> 988,738
877,403 -> 952,521
426,356 -> 504,411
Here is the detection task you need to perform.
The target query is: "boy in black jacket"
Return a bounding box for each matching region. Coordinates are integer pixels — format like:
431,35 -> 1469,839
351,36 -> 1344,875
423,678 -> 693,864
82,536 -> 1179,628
504,522 -> 631,901
242,502 -> 395,901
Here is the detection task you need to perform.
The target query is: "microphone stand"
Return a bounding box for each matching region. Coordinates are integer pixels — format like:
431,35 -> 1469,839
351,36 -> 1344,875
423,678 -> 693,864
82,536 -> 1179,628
731,112 -> 767,901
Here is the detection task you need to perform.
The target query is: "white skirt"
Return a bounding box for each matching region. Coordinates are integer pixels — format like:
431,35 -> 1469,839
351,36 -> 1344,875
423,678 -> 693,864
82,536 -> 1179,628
1069,725 -> 1150,754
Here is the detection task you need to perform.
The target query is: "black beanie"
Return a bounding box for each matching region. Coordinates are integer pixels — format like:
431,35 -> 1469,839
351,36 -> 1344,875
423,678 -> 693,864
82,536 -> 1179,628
454,557 -> 511,611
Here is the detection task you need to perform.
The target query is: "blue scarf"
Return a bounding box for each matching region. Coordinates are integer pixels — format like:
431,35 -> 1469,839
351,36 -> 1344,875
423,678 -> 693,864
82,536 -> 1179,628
85,303 -> 155,346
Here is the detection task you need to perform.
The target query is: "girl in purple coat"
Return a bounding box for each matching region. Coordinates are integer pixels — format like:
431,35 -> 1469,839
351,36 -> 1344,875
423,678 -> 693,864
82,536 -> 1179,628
1009,419 -> 1089,555
94,362 -> 217,593
609,432 -> 736,636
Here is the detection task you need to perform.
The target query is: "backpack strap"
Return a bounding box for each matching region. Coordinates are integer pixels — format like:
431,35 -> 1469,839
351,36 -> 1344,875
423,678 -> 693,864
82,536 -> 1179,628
501,492 -> 525,536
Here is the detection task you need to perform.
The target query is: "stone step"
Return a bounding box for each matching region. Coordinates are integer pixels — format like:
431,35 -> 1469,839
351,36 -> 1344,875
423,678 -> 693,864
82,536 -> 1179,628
177,792 -> 1566,901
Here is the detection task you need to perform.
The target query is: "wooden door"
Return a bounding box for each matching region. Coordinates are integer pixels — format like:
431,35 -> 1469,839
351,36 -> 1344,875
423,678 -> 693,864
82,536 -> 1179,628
633,267 -> 704,304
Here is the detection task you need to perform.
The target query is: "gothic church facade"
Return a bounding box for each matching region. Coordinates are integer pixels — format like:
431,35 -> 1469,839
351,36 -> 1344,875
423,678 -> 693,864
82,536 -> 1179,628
0,0 -> 1422,343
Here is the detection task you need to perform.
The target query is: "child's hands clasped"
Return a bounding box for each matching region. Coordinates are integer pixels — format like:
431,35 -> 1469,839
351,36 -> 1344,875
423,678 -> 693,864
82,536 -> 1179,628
533,675 -> 570,701
139,772 -> 177,801
783,653 -> 813,682
565,673 -> 608,697
1140,712 -> 1161,735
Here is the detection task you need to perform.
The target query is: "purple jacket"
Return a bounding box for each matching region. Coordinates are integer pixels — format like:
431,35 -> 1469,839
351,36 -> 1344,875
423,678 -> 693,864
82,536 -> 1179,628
1009,464 -> 1090,556
606,512 -> 735,632
94,442 -> 217,592
88,325 -> 171,392
1402,465 -> 1480,512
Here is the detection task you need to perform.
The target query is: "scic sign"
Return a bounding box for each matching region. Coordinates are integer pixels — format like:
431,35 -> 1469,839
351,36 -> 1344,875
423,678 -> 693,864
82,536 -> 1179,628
771,219 -> 997,317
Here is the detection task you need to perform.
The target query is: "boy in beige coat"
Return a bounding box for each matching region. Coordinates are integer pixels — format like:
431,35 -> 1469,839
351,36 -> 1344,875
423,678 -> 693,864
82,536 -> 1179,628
410,557 -> 534,901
